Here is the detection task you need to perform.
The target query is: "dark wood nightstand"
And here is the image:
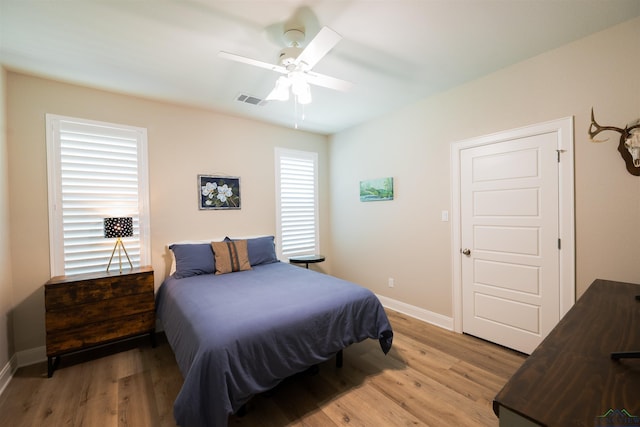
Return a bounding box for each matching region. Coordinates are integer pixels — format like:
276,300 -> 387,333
44,266 -> 155,377
289,254 -> 325,269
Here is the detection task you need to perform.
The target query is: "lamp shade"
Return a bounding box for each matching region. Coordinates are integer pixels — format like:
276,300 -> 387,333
104,217 -> 133,238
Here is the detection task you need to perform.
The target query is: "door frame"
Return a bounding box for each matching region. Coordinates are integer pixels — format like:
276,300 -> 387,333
450,117 -> 576,334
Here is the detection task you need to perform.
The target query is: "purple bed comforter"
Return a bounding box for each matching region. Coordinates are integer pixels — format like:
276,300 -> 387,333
156,261 -> 393,427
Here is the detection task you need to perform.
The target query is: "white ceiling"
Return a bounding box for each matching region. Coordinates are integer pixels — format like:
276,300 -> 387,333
1,1 -> 639,135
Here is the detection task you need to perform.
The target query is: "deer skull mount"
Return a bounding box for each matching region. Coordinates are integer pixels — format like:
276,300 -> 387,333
588,108 -> 640,176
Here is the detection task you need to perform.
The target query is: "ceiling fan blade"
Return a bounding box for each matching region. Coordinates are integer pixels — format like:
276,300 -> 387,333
295,26 -> 342,70
218,51 -> 287,74
305,71 -> 353,92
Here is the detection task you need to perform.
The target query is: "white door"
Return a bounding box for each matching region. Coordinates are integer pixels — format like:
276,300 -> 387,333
460,130 -> 561,354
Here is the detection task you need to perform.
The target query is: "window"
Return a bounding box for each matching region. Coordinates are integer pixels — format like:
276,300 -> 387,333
46,114 -> 150,276
275,148 -> 319,259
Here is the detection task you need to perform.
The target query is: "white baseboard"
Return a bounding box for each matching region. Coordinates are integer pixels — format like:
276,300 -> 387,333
0,354 -> 17,397
376,294 -> 454,331
16,345 -> 46,368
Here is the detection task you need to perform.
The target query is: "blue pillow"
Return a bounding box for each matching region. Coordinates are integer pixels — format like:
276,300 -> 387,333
225,236 -> 278,266
169,243 -> 215,279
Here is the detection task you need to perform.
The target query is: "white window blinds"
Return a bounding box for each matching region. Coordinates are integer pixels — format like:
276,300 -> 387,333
46,114 -> 150,276
275,148 -> 319,258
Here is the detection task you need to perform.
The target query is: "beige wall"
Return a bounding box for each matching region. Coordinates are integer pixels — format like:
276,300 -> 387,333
6,74 -> 329,353
329,17 -> 640,317
0,67 -> 15,371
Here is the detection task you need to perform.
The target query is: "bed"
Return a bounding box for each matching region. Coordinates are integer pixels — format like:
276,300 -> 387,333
156,237 -> 393,427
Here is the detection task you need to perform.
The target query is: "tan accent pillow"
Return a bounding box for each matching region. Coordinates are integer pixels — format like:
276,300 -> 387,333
211,240 -> 251,275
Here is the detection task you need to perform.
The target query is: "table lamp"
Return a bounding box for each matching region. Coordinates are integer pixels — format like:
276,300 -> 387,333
104,217 -> 133,273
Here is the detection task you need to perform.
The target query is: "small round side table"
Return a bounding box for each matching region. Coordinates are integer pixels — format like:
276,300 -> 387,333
289,254 -> 326,269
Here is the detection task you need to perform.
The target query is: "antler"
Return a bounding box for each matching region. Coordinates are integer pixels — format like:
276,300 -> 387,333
627,121 -> 640,133
588,108 -> 626,143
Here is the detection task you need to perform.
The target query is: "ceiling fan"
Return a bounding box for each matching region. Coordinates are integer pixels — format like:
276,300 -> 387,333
218,26 -> 353,105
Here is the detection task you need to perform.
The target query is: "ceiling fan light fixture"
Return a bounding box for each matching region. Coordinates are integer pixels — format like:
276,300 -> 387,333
293,80 -> 312,105
289,72 -> 311,105
266,76 -> 291,101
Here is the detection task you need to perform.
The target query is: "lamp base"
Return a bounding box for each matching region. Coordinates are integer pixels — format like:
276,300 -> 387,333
107,238 -> 133,273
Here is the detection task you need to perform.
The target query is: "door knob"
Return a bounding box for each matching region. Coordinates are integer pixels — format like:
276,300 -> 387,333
461,248 -> 471,256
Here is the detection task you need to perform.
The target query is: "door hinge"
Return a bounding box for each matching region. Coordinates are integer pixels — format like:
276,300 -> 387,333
558,238 -> 561,250
556,149 -> 565,163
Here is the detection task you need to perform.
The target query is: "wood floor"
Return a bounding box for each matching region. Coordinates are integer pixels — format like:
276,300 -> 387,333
0,310 -> 526,426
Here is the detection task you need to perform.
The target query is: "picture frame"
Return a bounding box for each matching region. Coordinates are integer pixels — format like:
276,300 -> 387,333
360,177 -> 394,202
198,175 -> 241,210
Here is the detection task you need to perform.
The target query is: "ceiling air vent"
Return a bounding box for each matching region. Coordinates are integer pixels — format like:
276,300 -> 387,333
236,93 -> 267,106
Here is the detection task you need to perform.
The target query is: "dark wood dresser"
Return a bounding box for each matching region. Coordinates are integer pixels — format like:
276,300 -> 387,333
44,266 -> 155,377
493,279 -> 640,426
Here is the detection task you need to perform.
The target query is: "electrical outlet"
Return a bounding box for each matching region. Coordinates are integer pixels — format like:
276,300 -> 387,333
388,277 -> 394,288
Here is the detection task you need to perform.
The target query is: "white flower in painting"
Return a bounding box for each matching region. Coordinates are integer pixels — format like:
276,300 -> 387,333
217,184 -> 233,203
201,181 -> 217,197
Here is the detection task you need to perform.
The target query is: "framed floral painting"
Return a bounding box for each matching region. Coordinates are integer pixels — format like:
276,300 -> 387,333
198,175 -> 241,210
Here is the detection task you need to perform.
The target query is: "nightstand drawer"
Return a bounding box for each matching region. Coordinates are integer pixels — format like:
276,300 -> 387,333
46,311 -> 155,355
45,268 -> 153,309
45,292 -> 154,331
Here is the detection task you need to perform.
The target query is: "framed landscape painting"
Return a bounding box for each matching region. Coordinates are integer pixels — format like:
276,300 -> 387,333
199,175 -> 241,210
360,177 -> 394,202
